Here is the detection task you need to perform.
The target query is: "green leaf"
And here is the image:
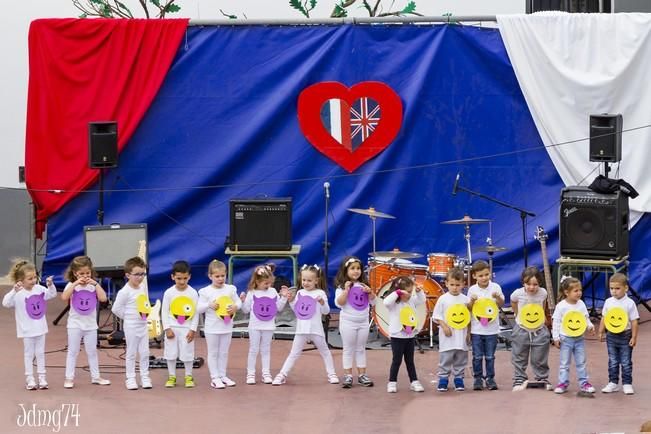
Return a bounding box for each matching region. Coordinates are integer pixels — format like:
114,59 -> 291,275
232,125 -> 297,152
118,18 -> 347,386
332,4 -> 347,17
401,1 -> 417,14
309,0 -> 317,9
100,4 -> 113,17
150,0 -> 161,7
89,0 -> 104,4
289,0 -> 309,17
79,12 -> 88,18
164,4 -> 181,13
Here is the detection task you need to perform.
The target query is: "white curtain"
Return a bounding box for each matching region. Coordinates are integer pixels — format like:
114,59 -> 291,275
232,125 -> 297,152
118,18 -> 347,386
497,12 -> 651,226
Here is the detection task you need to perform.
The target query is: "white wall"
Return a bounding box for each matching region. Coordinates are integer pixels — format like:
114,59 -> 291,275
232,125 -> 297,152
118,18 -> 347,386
0,0 -> 523,190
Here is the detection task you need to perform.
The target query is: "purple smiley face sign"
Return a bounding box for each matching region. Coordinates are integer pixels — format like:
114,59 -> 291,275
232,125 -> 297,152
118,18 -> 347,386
25,292 -> 46,320
348,284 -> 369,311
71,289 -> 97,315
252,295 -> 278,321
294,293 -> 317,320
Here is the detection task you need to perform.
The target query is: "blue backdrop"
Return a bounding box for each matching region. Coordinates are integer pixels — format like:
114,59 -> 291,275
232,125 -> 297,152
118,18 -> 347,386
42,24 -> 651,306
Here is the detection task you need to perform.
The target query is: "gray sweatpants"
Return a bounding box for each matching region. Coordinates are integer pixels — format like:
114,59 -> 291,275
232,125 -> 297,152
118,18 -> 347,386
510,324 -> 550,384
438,349 -> 468,379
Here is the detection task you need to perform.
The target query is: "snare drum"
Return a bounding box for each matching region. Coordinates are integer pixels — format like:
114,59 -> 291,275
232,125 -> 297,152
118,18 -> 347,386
372,275 -> 443,338
427,253 -> 457,277
368,257 -> 428,292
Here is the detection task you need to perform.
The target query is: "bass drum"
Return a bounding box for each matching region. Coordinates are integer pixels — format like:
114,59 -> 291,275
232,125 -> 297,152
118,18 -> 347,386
372,275 -> 443,338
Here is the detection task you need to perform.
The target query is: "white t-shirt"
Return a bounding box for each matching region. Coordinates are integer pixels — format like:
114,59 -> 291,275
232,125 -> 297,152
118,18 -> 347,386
382,289 -> 426,339
432,292 -> 470,352
290,289 -> 329,336
161,285 -> 199,331
467,281 -> 504,335
510,286 -> 548,329
65,282 -> 99,331
551,299 -> 593,340
111,283 -> 148,332
197,284 -> 241,334
602,295 -> 640,332
2,284 -> 57,338
334,286 -> 376,323
240,287 -> 288,331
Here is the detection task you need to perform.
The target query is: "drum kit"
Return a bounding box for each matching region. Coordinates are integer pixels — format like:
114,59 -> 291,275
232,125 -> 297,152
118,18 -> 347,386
347,207 -> 508,349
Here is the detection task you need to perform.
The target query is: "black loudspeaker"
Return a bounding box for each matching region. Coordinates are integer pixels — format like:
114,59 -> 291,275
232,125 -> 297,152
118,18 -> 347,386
89,121 -> 118,168
229,198 -> 292,251
560,186 -> 629,259
589,114 -> 622,162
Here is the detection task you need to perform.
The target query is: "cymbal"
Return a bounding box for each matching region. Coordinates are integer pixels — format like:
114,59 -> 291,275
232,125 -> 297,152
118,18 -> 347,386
475,245 -> 507,253
441,215 -> 491,225
371,250 -> 423,259
347,207 -> 396,219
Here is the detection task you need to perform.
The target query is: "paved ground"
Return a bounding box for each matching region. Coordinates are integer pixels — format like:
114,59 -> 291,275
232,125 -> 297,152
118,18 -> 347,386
1,295 -> 650,434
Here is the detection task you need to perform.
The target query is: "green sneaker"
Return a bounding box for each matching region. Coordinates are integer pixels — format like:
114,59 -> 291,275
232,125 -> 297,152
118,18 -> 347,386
165,375 -> 176,388
184,375 -> 195,388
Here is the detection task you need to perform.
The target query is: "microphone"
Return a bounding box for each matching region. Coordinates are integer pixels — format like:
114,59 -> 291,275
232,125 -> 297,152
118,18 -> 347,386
324,181 -> 330,199
452,173 -> 461,195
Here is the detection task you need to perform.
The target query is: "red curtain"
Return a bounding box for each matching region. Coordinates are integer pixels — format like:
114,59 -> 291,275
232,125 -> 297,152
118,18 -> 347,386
25,18 -> 188,237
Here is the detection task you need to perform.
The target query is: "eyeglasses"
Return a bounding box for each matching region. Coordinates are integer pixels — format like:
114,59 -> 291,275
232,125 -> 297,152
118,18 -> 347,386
129,272 -> 147,277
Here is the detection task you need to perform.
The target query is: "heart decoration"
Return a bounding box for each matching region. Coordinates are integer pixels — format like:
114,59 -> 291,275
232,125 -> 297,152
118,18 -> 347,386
298,81 -> 402,173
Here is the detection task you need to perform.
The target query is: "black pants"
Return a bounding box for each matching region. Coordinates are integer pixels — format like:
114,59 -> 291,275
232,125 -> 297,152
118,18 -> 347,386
389,337 -> 417,382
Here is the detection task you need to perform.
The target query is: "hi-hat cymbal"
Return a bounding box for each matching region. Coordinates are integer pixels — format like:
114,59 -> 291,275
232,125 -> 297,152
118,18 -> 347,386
348,207 -> 396,219
441,215 -> 491,225
475,245 -> 507,253
371,250 -> 422,259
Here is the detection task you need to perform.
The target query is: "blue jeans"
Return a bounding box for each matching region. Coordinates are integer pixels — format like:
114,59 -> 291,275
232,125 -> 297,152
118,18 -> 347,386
558,335 -> 588,386
606,330 -> 633,385
471,334 -> 497,380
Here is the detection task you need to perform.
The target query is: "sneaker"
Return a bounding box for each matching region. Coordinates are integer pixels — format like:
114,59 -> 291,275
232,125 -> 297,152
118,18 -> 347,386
165,375 -> 176,388
210,378 -> 226,389
473,378 -> 484,390
272,373 -> 286,386
26,377 -> 37,390
262,374 -> 273,384
91,377 -> 111,386
221,376 -> 236,387
622,384 -> 634,395
387,381 -> 397,393
342,374 -> 353,389
554,382 -> 568,394
601,382 -> 619,393
64,379 -> 75,389
410,380 -> 425,392
437,378 -> 449,392
537,379 -> 554,391
141,376 -> 152,389
184,375 -> 195,388
454,377 -> 465,391
246,374 -> 256,385
580,382 -> 595,393
358,374 -> 374,387
125,378 -> 138,390
485,378 -> 498,390
328,374 -> 340,384
37,376 -> 48,390
512,380 -> 528,392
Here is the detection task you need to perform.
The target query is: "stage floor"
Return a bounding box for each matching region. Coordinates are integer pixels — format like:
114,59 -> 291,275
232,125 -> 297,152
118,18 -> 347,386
1,296 -> 650,434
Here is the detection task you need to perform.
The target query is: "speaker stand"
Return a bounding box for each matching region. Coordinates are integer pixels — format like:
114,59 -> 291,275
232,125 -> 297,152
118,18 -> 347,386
97,168 -> 105,225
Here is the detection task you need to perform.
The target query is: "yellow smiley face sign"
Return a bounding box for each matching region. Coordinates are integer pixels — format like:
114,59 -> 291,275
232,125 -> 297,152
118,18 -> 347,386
445,304 -> 470,330
519,303 -> 545,330
472,298 -> 498,327
170,295 -> 196,325
604,307 -> 628,334
215,296 -> 234,323
562,310 -> 587,337
135,293 -> 152,320
399,306 -> 417,335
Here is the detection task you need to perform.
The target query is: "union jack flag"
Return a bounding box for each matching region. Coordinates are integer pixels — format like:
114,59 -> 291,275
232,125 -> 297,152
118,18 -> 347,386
321,97 -> 381,151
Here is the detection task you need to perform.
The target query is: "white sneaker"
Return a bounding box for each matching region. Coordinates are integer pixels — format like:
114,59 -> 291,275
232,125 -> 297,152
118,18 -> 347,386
141,376 -> 152,389
622,384 -> 635,395
272,373 -> 286,386
512,380 -> 528,392
328,374 -> 340,384
410,380 -> 425,392
125,378 -> 138,390
221,376 -> 236,387
246,374 -> 256,385
262,374 -> 273,384
64,379 -> 75,389
26,377 -> 37,390
387,381 -> 397,393
92,377 -> 111,386
210,378 -> 225,389
38,376 -> 48,390
601,382 -> 619,393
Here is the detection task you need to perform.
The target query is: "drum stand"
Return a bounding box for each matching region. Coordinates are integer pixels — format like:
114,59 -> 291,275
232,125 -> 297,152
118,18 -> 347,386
463,223 -> 473,287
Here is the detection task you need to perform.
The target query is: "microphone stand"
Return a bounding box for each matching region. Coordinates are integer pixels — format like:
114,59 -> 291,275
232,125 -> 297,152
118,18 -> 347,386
322,182 -> 335,348
455,184 -> 535,267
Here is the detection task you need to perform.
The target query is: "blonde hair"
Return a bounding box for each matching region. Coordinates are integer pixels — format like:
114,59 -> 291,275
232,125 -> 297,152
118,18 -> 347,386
208,259 -> 226,276
248,264 -> 274,289
64,256 -> 96,282
610,272 -> 629,287
7,258 -> 36,283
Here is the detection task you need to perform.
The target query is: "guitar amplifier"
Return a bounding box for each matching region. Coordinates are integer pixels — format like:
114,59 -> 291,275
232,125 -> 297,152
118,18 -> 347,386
229,198 -> 292,251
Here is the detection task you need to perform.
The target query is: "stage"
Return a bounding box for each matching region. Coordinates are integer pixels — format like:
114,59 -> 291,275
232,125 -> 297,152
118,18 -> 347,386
1,295 -> 650,433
